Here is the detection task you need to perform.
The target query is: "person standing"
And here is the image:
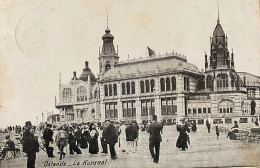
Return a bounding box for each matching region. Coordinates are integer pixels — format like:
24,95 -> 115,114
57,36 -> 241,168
88,125 -> 99,154
103,120 -> 119,160
176,124 -> 189,151
43,124 -> 55,157
216,125 -> 220,139
148,115 -> 163,163
100,122 -> 108,154
22,121 -> 39,168
80,125 -> 89,149
56,127 -> 68,160
125,121 -> 136,153
206,119 -> 211,133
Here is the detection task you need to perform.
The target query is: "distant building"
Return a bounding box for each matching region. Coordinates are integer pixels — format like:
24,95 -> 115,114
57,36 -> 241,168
55,14 -> 260,126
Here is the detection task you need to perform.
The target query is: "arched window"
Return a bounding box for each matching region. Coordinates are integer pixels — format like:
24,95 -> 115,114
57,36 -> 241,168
140,81 -> 144,93
109,84 -> 112,96
105,61 -> 111,73
113,84 -> 117,96
126,82 -> 130,95
166,78 -> 171,91
131,82 -> 135,94
145,80 -> 150,93
77,86 -> 87,101
217,74 -> 228,89
171,77 -> 176,90
104,85 -> 108,97
206,75 -> 214,91
62,88 -> 72,103
122,83 -> 126,95
160,78 -> 165,92
150,79 -> 155,92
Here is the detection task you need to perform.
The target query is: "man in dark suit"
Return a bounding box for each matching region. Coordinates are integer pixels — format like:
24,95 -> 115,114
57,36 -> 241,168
22,121 -> 39,168
43,124 -> 55,157
148,115 -> 163,163
103,120 -> 118,160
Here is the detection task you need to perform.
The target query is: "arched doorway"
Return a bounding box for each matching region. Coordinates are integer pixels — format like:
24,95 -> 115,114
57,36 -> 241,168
251,100 -> 256,115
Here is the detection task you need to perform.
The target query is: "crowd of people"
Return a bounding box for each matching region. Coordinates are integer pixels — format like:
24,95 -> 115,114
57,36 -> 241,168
3,115 -> 259,167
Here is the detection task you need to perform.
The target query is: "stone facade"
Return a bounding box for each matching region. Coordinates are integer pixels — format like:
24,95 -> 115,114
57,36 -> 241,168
55,16 -> 260,126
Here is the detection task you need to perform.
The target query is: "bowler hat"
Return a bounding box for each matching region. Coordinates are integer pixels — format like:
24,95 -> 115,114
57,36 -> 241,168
25,121 -> 32,127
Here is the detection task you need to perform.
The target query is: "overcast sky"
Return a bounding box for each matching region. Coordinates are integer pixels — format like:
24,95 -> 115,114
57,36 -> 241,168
0,0 -> 259,128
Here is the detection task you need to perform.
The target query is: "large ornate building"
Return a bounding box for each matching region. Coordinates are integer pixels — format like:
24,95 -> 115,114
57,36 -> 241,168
55,15 -> 260,126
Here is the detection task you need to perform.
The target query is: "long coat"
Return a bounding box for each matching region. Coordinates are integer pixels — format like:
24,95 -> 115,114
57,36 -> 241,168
103,123 -> 118,144
88,129 -> 99,154
125,125 -> 138,141
43,128 -> 54,143
22,129 -> 39,153
148,121 -> 163,143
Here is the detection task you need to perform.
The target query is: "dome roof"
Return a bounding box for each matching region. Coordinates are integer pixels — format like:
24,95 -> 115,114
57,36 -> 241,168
102,27 -> 114,39
79,61 -> 96,82
213,23 -> 225,37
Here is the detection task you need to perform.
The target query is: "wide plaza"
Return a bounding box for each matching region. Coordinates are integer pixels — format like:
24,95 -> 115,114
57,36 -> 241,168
1,125 -> 260,168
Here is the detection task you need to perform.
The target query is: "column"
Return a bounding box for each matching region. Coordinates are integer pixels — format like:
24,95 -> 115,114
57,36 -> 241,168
118,99 -> 123,121
176,94 -> 185,117
136,98 -> 142,123
100,101 -> 105,122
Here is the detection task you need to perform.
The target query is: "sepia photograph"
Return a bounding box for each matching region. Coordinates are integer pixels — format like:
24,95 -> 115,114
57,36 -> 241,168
0,0 -> 260,167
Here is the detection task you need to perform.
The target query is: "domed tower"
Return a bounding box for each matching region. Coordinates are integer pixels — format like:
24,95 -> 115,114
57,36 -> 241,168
79,61 -> 96,83
99,27 -> 119,75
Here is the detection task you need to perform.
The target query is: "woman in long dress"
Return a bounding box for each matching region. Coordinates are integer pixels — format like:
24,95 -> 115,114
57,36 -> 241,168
88,125 -> 99,154
80,125 -> 89,149
176,124 -> 189,151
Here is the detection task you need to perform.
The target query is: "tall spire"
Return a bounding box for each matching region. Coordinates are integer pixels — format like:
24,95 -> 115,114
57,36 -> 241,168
217,0 -> 220,24
106,8 -> 108,28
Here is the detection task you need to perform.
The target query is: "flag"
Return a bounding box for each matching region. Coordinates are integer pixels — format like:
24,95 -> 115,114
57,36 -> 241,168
147,46 -> 155,56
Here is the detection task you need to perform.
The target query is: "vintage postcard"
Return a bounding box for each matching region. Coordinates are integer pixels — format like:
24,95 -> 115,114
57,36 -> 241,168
0,0 -> 260,167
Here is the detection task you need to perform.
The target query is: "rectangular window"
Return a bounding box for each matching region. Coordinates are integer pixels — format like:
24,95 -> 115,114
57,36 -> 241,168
109,102 -> 114,118
198,108 -> 202,114
167,99 -> 172,115
230,107 -> 233,113
240,118 -> 248,123
203,108 -> 207,113
223,108 -> 226,113
188,109 -> 191,114
208,108 -> 211,113
114,103 -> 118,118
132,101 -> 136,117
122,102 -> 127,117
225,118 -> 232,124
105,103 -> 110,118
193,108 -> 197,114
141,100 -> 146,116
161,99 -> 167,116
227,108 -> 229,113
220,108 -> 222,113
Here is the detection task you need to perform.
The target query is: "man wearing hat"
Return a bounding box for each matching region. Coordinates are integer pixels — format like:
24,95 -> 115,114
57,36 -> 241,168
22,121 -> 39,168
147,115 -> 163,163
43,124 -> 55,157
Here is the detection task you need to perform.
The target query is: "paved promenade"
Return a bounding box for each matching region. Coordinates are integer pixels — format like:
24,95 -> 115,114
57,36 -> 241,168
1,125 -> 260,168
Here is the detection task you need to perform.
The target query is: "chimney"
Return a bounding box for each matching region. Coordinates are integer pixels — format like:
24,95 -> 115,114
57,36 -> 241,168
85,61 -> 89,69
243,76 -> 246,86
73,71 -> 76,78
